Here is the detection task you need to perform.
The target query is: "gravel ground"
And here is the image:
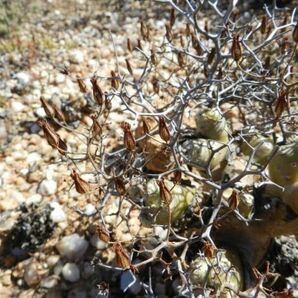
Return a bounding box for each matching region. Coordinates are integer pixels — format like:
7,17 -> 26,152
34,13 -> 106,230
0,1 -> 297,297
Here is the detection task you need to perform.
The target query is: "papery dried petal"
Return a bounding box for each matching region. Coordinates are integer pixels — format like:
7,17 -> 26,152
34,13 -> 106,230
113,242 -> 131,270
159,117 -> 170,143
70,169 -> 91,194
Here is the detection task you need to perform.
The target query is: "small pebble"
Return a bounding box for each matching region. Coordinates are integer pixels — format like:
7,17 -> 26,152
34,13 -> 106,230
56,234 -> 88,260
62,263 -> 80,282
49,202 -> 66,223
38,179 -> 57,196
24,263 -> 41,287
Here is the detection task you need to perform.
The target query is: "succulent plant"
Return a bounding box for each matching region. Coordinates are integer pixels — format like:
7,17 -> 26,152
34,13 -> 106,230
195,109 -> 229,143
282,183 -> 298,214
268,142 -> 298,187
181,139 -> 229,173
240,129 -> 274,165
190,250 -> 242,298
139,179 -> 196,225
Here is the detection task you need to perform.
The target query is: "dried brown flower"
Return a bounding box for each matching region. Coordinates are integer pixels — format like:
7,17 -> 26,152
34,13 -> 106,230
113,242 -> 131,270
96,225 -> 110,243
203,240 -> 215,259
231,34 -> 242,62
121,122 -> 136,151
158,117 -> 170,143
40,97 -> 55,118
260,15 -> 267,34
275,88 -> 288,121
127,38 -> 132,52
228,190 -> 239,210
125,58 -> 133,76
77,77 -> 87,93
37,118 -> 67,155
90,76 -> 104,106
114,177 -> 126,196
91,115 -> 102,138
207,48 -> 216,65
70,169 -> 91,194
157,178 -> 172,206
111,71 -> 119,89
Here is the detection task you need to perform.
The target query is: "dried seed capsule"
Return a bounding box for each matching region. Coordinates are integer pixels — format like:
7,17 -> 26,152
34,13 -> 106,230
113,243 -> 131,270
91,115 -> 102,138
52,105 -> 66,122
260,15 -> 267,34
165,23 -> 172,41
203,240 -> 215,259
274,88 -> 288,121
170,8 -> 175,28
114,177 -> 126,196
207,48 -> 216,65
191,33 -> 203,56
127,38 -> 132,52
37,118 -> 67,155
151,76 -> 159,93
158,117 -> 170,142
90,76 -> 103,106
77,77 -> 87,93
111,71 -> 119,89
231,34 -> 242,62
96,225 -> 110,243
70,169 -> 91,194
121,122 -> 136,151
151,49 -> 157,65
228,190 -> 239,210
177,52 -> 185,68
40,97 -> 55,118
125,58 -> 133,76
157,178 -> 172,206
